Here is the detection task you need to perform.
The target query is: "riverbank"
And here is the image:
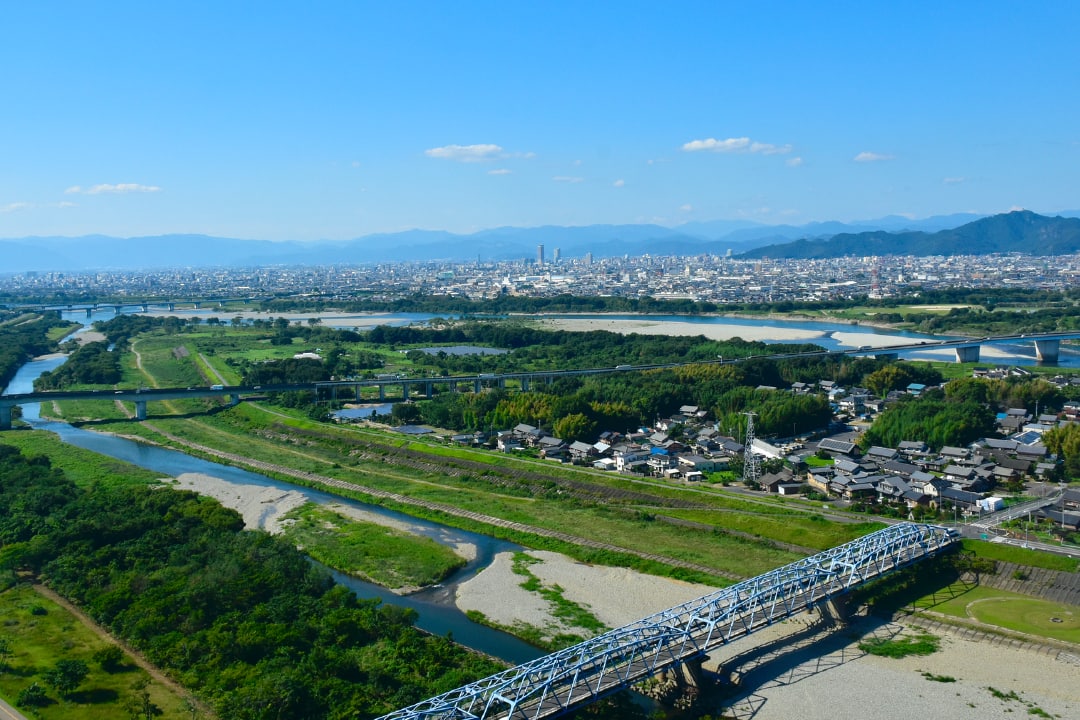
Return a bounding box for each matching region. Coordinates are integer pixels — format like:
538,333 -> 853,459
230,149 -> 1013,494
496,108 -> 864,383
709,614 -> 1079,720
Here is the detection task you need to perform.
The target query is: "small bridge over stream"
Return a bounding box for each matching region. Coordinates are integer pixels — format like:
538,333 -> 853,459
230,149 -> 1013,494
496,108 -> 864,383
377,522 -> 957,720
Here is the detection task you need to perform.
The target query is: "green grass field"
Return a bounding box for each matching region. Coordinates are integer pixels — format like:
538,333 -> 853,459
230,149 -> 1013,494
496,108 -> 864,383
915,583 -> 1080,644
278,503 -> 467,589
0,584 -> 194,720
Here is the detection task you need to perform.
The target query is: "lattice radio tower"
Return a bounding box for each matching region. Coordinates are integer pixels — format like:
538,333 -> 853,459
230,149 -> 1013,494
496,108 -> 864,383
742,411 -> 760,487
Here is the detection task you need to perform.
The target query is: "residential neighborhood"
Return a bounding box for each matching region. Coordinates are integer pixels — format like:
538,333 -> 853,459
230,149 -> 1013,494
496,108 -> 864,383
433,368 -> 1080,537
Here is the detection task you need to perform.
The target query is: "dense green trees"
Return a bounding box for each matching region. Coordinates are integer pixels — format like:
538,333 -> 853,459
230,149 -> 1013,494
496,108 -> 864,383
0,443 -> 502,719
0,311 -> 72,389
1043,423 -> 1080,480
861,394 -> 997,450
35,340 -> 122,388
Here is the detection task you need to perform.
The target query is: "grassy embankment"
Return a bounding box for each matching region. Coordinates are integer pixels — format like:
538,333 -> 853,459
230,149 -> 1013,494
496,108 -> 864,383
37,326 -> 891,583
0,584 -> 193,720
853,541 -> 1079,647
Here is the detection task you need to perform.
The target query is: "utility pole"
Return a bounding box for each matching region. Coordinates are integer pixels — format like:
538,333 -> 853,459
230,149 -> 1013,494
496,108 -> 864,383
742,411 -> 760,488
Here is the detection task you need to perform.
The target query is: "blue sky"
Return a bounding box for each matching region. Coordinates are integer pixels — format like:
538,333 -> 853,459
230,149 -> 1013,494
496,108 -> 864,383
2,1 -> 1078,241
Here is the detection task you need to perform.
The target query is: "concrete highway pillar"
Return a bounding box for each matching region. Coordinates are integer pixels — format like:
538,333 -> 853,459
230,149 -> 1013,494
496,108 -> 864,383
498,378 -> 506,389
85,308 -> 92,318
141,304 -> 148,313
229,394 -> 240,406
113,305 -> 122,315
1034,339 -> 1059,363
135,401 -> 147,421
0,405 -> 11,430
474,380 -> 482,393
356,386 -> 362,402
402,382 -> 410,400
954,345 -> 980,363
194,301 -> 201,309
425,382 -> 433,398
379,385 -> 385,401
521,377 -> 530,391
168,303 -> 175,311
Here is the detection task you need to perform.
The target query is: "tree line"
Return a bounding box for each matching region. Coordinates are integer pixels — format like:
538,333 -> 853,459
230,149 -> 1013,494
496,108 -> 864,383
0,443 -> 502,719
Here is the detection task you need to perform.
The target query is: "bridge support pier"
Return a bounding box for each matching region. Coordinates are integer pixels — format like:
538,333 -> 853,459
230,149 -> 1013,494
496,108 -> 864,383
135,401 -> 147,421
1034,339 -> 1059,363
229,394 -> 240,406
425,382 -> 433,399
85,308 -> 92,318
379,385 -> 386,401
0,405 -> 11,430
640,657 -> 706,709
954,345 -> 980,363
474,380 -> 482,393
402,383 -> 410,400
521,378 -> 530,391
822,594 -> 851,626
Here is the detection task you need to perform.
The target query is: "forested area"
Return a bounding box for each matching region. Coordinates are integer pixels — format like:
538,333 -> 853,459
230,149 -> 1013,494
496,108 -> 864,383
0,443 -> 503,719
413,363 -> 832,440
863,375 -> 1074,451
860,394 -> 997,450
34,341 -> 122,388
0,311 -> 72,389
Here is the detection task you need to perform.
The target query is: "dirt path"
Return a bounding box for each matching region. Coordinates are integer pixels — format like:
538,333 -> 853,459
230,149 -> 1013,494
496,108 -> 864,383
29,582 -> 213,717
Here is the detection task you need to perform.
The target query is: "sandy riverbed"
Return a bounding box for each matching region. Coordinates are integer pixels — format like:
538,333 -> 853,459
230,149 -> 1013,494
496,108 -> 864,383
165,472 -> 1078,718
536,316 -> 827,343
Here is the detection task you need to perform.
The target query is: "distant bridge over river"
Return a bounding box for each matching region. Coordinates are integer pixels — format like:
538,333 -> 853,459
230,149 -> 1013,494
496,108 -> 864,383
376,523 -> 957,720
2,330 -> 1077,429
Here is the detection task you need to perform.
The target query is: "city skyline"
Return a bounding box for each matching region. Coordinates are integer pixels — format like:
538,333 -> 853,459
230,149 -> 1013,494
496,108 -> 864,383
2,2 -> 1079,242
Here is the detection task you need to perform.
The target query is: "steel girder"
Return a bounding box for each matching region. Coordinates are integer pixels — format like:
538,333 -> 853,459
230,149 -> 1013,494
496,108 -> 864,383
375,522 -> 956,720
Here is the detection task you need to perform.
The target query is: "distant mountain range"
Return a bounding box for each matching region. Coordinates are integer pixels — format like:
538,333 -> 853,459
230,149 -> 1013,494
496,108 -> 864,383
737,211 -> 1080,260
2,210 -> 1078,273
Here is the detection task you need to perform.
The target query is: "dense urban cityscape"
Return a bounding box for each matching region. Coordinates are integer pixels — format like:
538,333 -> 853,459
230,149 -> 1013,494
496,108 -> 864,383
4,250 -> 1080,305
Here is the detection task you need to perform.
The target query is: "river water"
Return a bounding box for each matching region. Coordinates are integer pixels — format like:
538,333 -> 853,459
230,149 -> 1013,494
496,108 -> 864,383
1,311 -> 542,665
3,308 -> 1074,663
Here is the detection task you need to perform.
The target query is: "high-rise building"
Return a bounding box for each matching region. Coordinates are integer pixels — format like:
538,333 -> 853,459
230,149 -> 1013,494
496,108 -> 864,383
584,252 -> 593,265
553,247 -> 561,264
537,244 -> 545,266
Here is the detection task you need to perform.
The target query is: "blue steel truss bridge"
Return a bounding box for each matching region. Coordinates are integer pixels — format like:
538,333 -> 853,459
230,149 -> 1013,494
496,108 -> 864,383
378,522 -> 957,720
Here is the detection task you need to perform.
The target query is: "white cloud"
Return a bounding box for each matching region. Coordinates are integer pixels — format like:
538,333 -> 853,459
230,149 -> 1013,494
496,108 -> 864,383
65,183 -> 162,194
351,160 -> 362,168
424,143 -> 503,162
56,201 -> 77,208
787,156 -> 804,167
488,168 -> 512,175
680,204 -> 693,212
853,151 -> 894,163
682,137 -> 792,155
552,176 -> 584,183
0,202 -> 30,213
613,179 -> 625,187
943,176 -> 965,184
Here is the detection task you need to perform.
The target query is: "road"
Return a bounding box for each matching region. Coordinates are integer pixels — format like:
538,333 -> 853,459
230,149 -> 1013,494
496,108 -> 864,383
0,695 -> 28,720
